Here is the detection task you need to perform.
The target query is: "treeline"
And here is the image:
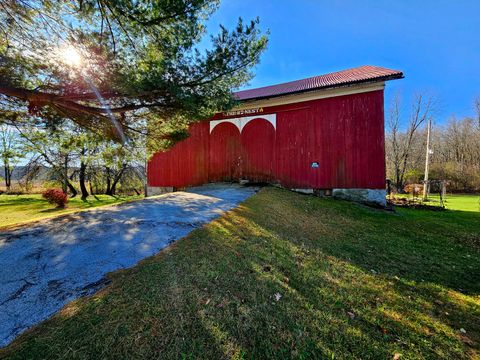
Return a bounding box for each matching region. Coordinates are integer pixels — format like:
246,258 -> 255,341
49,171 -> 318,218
3,95 -> 479,196
386,95 -> 480,193
0,123 -> 146,199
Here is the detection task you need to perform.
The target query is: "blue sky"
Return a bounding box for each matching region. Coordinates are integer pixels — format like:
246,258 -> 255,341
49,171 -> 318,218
206,0 -> 480,123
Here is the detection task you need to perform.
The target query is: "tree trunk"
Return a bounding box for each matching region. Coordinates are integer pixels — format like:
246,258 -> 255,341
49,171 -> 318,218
110,180 -> 118,195
66,179 -> 78,197
89,180 -> 94,196
105,165 -> 126,196
4,162 -> 11,190
79,159 -> 89,200
109,178 -> 119,196
109,168 -> 124,195
105,167 -> 112,195
62,154 -> 68,193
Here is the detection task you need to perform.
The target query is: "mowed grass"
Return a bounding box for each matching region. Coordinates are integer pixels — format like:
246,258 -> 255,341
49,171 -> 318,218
395,193 -> 480,212
0,194 -> 142,228
1,187 -> 479,359
429,194 -> 480,212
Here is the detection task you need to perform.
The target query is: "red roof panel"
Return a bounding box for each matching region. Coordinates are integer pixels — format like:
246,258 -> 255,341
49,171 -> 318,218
234,65 -> 403,101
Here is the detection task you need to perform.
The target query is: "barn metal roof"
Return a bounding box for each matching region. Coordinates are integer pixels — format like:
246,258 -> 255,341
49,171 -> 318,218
234,65 -> 403,101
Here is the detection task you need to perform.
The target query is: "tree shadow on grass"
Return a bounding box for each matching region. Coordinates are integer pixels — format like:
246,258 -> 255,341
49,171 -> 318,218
0,198 -> 42,207
204,207 -> 479,359
254,191 -> 480,295
1,188 -> 478,359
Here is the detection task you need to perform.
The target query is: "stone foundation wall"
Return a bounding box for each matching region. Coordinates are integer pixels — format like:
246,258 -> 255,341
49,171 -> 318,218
289,187 -> 386,207
332,188 -> 386,207
146,186 -> 174,197
148,183 -> 386,207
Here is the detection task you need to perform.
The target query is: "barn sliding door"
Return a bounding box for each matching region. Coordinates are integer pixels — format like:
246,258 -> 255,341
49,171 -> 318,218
208,122 -> 241,182
240,118 -> 276,182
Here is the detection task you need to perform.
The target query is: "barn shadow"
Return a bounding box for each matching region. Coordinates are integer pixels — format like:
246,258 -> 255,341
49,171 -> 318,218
193,198 -> 479,357
1,187 -> 478,358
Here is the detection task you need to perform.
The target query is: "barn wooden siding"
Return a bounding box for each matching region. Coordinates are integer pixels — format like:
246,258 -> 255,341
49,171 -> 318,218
147,90 -> 385,190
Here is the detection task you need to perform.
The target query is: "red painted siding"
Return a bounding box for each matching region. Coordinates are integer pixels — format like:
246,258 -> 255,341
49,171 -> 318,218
148,90 -> 386,190
275,108 -> 316,188
147,122 -> 209,188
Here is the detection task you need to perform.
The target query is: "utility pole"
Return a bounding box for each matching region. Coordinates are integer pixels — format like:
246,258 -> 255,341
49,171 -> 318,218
422,118 -> 432,201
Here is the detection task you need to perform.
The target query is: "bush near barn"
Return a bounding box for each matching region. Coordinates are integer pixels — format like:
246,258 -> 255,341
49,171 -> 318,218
42,189 -> 68,208
404,183 -> 424,197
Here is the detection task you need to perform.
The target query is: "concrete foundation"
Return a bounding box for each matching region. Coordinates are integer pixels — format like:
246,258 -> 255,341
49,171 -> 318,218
291,188 -> 314,195
332,188 -> 386,207
146,186 -> 174,196
148,183 -> 386,207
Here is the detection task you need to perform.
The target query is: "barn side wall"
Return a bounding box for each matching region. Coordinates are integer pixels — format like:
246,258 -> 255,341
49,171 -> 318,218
147,89 -> 386,205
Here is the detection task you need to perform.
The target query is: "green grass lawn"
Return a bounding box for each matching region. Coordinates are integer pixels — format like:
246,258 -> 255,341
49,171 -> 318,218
0,194 -> 142,229
1,187 -> 479,359
394,193 -> 480,212
439,194 -> 480,212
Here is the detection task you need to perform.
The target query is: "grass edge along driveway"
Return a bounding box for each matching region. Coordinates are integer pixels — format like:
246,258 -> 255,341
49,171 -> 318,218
2,187 -> 479,359
0,194 -> 143,229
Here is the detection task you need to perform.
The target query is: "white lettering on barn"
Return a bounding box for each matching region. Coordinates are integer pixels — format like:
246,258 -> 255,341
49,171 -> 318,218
223,107 -> 264,117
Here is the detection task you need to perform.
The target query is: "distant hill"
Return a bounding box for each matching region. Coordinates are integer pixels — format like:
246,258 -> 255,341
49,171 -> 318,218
10,165 -> 52,181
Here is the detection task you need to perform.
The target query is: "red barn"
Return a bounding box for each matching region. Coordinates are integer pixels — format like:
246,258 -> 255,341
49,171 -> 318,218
147,65 -> 403,206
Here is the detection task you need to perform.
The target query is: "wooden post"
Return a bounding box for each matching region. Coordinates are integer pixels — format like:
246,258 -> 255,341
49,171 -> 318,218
386,179 -> 392,200
440,180 -> 446,208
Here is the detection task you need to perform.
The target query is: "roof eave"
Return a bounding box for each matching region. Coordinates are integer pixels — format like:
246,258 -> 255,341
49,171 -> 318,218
235,73 -> 404,103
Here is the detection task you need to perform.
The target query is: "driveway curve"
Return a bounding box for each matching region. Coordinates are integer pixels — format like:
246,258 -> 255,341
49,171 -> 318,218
0,184 -> 257,347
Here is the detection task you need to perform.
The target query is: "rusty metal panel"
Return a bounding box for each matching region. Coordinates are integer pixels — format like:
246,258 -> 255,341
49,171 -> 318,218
235,65 -> 402,101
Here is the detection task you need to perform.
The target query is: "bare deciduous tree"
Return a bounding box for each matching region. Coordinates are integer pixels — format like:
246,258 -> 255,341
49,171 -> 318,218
14,124 -> 79,196
386,93 -> 434,192
387,96 -> 480,192
475,97 -> 480,127
0,125 -> 24,190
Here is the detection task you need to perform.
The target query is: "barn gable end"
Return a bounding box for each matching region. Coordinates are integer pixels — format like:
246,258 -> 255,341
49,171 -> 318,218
147,65 -> 403,206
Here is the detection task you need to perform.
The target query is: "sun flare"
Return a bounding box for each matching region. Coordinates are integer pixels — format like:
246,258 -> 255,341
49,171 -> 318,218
60,45 -> 83,67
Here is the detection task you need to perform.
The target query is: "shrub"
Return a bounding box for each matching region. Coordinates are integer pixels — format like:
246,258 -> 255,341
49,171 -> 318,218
404,183 -> 424,197
404,169 -> 423,184
42,189 -> 68,208
42,180 -> 63,189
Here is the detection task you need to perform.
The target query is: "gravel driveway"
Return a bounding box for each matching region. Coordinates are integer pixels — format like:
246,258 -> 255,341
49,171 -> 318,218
0,184 -> 257,347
